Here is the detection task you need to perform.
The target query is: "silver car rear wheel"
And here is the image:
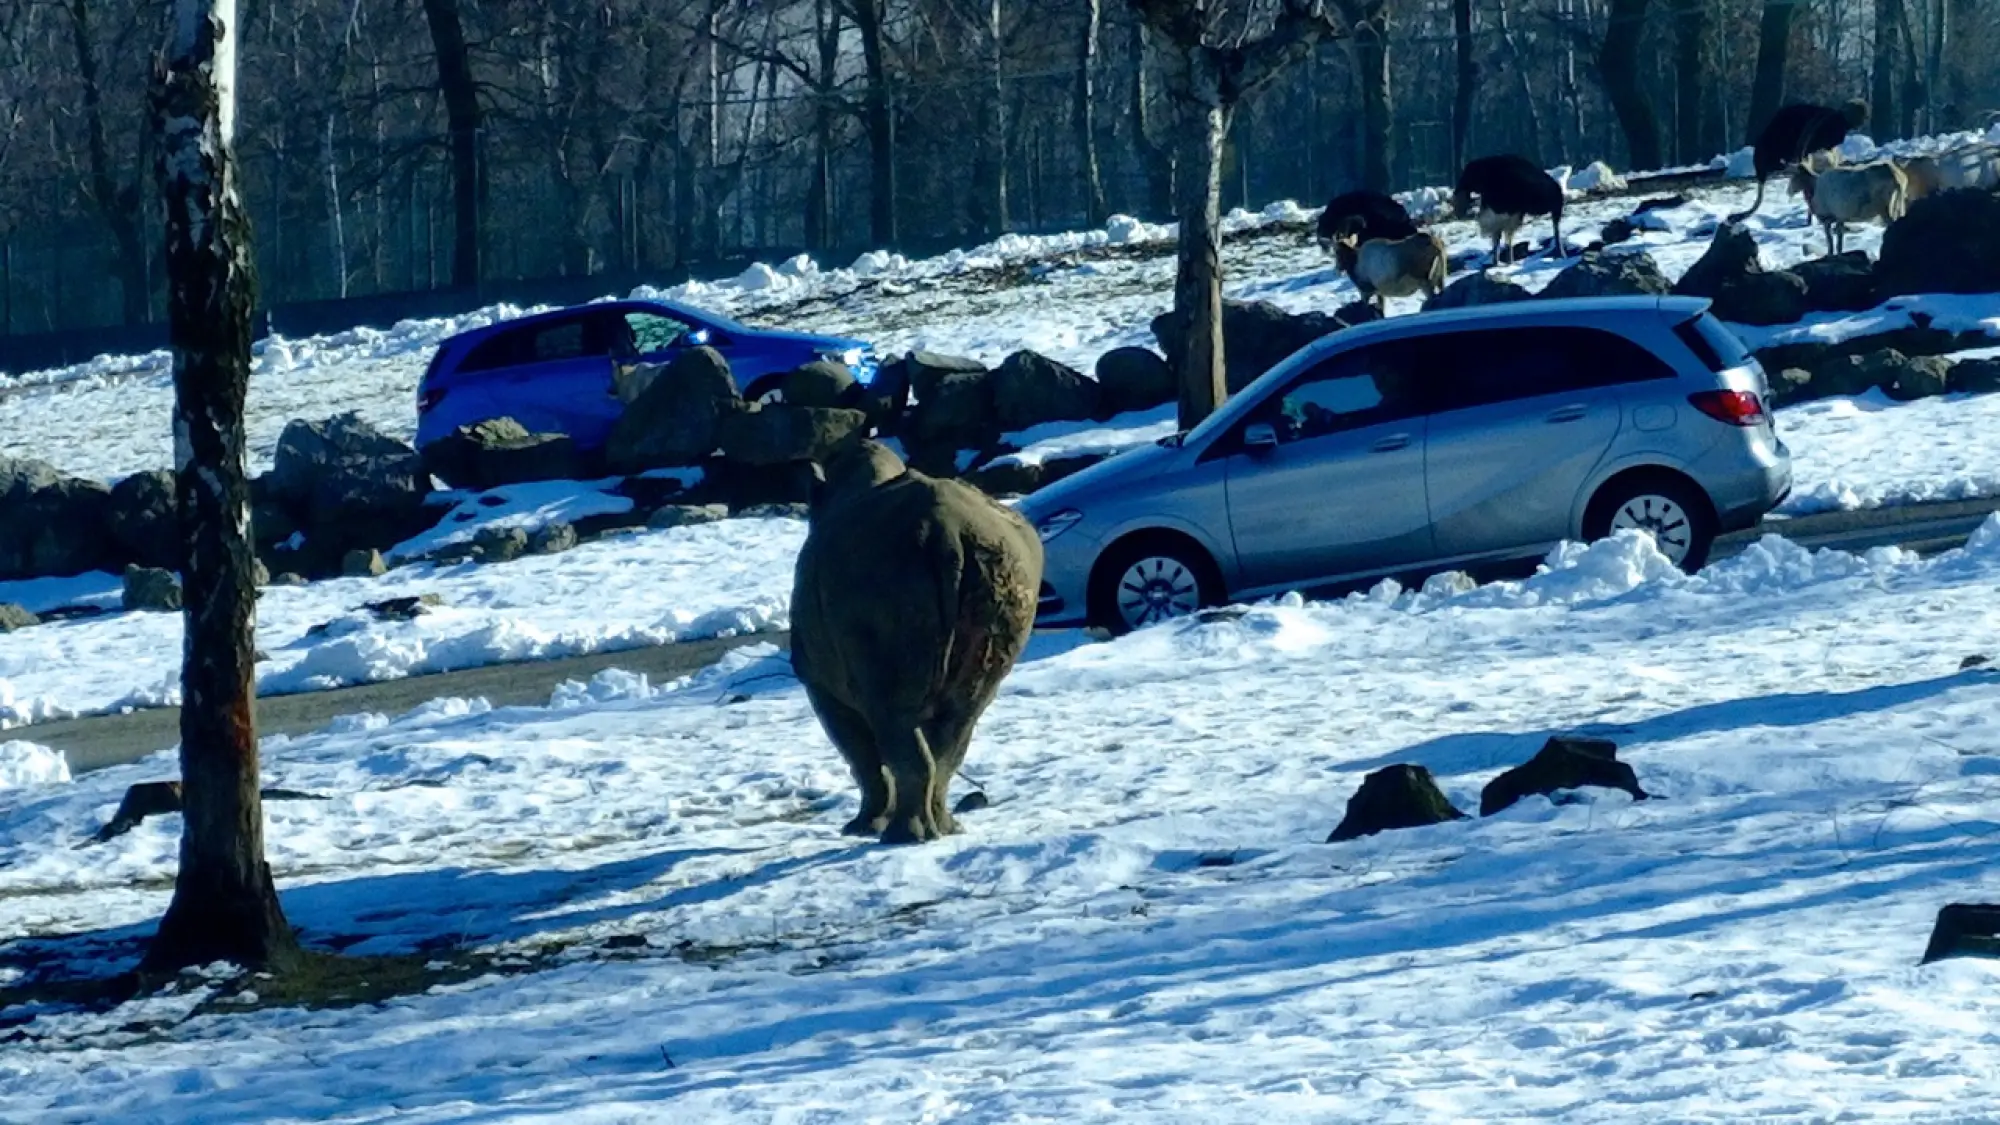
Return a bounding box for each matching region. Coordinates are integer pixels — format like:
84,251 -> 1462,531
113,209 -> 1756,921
1607,493 -> 1695,565
1114,555 -> 1203,630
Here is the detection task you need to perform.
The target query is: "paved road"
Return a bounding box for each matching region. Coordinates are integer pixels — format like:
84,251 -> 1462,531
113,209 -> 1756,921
30,633 -> 787,776
24,494 -> 2000,777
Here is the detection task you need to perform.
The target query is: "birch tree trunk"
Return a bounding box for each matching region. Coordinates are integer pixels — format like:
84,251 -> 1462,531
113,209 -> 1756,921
144,0 -> 296,974
1173,92 -> 1229,430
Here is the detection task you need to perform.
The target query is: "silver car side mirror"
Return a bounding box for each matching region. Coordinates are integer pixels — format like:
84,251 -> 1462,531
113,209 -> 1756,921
1243,421 -> 1279,451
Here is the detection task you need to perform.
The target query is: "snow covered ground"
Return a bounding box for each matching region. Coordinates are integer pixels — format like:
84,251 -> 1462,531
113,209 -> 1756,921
8,527 -> 2000,1119
0,512 -> 802,728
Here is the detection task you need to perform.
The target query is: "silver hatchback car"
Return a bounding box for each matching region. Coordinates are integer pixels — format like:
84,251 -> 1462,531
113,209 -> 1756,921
1019,295 -> 1791,634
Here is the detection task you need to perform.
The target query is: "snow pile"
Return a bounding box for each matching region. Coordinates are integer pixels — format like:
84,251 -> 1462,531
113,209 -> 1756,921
1566,161 -> 1627,194
1104,214 -> 1170,245
0,741 -> 67,789
388,478 -> 635,562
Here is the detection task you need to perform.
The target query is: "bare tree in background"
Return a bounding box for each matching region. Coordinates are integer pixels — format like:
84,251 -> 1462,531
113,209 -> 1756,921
1076,0 -> 1109,225
1598,0 -> 1663,168
143,0 -> 296,973
1745,0 -> 1797,142
1452,0 -> 1477,170
1333,0 -> 1391,190
1131,0 -> 1345,430
420,0 -> 481,288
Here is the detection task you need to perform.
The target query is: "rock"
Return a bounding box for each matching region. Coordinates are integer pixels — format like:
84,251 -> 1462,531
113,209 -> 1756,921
1600,218 -> 1637,246
1768,367 -> 1815,407
1789,349 -> 1950,404
1151,299 -> 1346,394
342,548 -> 387,577
990,350 -> 1100,431
365,593 -> 441,620
1424,272 -> 1533,311
1878,353 -> 1952,401
710,459 -> 821,509
0,458 -> 114,580
1538,249 -> 1671,300
1921,903 -> 2000,964
866,353 -> 916,428
1791,251 -> 1878,313
250,558 -> 271,588
605,346 -> 741,472
528,521 -> 578,555
1093,347 -> 1176,417
1332,300 -> 1384,327
1961,654 -> 1991,670
121,566 -> 183,613
648,503 -> 730,530
776,360 -> 859,409
952,790 -> 991,814
1672,222 -> 1762,300
107,470 -> 179,570
1950,358 -> 2000,395
270,414 -> 432,559
272,572 -> 308,587
93,780 -> 184,842
471,525 -> 530,564
735,501 -> 811,520
1326,764 -> 1468,842
1877,189 -> 2000,297
906,370 -> 998,458
964,459 -> 1044,497
1479,735 -> 1647,817
716,404 -> 868,466
423,417 -> 582,490
904,351 -> 990,405
0,603 -> 38,632
1711,271 -> 1810,327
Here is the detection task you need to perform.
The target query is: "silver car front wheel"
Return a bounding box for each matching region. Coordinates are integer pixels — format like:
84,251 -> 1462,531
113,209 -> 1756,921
1114,555 -> 1204,630
1607,493 -> 1694,565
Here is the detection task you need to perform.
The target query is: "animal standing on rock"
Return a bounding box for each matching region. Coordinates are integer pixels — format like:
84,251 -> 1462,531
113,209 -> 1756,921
1796,161 -> 1908,256
790,441 -> 1043,845
1315,190 -> 1419,296
1337,231 -> 1448,310
1453,155 -> 1566,266
1730,99 -> 1869,222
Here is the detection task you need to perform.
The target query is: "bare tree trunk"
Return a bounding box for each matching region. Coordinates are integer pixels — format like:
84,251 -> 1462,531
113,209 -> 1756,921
1173,96 -> 1228,430
1873,0 -> 1902,138
1599,0 -> 1663,169
1452,0 -> 1476,171
1130,21 -> 1175,218
1337,0 -> 1393,190
66,0 -> 149,325
144,0 -> 296,975
852,0 -> 897,246
1672,0 -> 1708,163
1746,0 -> 1796,142
419,0 -> 480,288
806,0 -> 840,249
1077,0 -> 1108,224
1496,0 -> 1546,162
1944,0 -> 1976,124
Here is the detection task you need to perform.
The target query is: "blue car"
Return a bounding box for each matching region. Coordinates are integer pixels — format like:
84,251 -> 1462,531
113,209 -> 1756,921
415,298 -> 877,452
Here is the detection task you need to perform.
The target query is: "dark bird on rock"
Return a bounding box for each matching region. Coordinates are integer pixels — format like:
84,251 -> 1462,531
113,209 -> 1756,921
1452,155 -> 1567,266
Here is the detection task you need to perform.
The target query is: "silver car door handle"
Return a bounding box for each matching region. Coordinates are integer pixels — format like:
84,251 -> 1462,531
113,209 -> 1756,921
1545,405 -> 1589,423
1370,434 -> 1412,453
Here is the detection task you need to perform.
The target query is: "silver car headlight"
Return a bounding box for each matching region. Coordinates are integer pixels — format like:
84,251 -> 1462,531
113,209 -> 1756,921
1036,509 -> 1084,543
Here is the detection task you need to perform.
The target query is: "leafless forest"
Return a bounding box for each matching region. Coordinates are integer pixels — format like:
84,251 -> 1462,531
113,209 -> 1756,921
1,0 -> 1992,336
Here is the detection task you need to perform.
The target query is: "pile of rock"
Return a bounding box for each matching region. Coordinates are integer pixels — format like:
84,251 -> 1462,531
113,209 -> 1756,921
253,413 -> 438,579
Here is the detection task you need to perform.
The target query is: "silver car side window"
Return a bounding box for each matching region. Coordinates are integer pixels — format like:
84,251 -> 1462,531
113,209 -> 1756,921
1268,349 -> 1408,443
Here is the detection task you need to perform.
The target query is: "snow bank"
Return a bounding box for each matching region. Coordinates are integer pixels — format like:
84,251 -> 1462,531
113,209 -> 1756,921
0,741 -> 67,789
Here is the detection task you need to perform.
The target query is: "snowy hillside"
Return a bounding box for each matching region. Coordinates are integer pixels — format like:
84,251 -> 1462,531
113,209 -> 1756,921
7,528 -> 2000,1119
